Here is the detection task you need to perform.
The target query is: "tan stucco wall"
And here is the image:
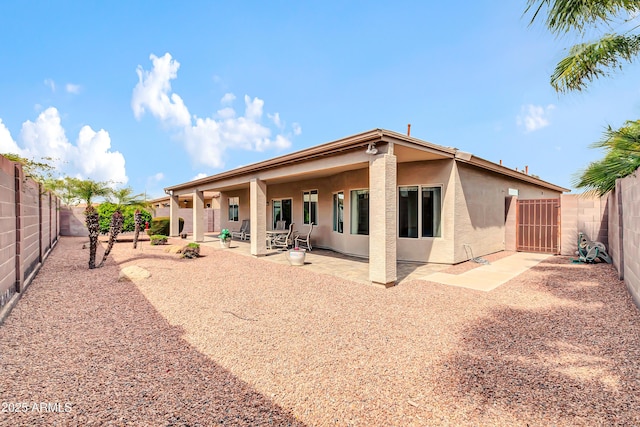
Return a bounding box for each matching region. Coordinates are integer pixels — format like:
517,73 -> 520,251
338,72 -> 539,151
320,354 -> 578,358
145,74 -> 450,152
396,160 -> 456,263
454,162 -> 562,263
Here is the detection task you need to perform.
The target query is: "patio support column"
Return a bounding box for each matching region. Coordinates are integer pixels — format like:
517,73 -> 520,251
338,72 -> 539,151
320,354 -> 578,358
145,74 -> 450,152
250,179 -> 268,256
193,190 -> 204,242
169,193 -> 180,237
369,153 -> 397,286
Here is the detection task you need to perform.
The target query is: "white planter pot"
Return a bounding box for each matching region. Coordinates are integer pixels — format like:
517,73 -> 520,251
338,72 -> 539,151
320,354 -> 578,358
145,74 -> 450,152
288,249 -> 306,266
220,239 -> 231,248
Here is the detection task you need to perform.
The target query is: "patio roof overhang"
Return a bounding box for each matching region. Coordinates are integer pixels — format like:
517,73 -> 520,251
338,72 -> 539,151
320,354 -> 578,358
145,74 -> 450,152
164,128 -> 569,196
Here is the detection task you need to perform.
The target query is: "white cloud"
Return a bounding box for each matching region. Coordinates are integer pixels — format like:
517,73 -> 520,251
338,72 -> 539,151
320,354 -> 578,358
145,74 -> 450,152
0,107 -> 127,185
66,83 -> 81,94
151,172 -> 164,181
517,104 -> 556,132
132,52 -> 297,169
132,53 -> 191,127
268,112 -> 282,128
220,93 -> 236,104
292,122 -> 302,136
192,172 -> 207,180
44,79 -> 55,92
0,119 -> 22,154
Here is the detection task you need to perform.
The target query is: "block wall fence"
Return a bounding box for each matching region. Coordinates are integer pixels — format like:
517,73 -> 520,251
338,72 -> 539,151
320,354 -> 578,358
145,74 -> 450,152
608,173 -> 640,308
0,155 -> 59,322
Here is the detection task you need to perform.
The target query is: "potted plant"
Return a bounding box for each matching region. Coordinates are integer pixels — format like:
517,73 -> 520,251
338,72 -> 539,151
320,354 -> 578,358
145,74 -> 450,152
219,228 -> 232,248
288,246 -> 306,266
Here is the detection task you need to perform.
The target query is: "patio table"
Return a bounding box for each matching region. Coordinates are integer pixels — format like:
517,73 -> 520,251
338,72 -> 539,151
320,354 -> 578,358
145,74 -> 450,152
266,229 -> 289,249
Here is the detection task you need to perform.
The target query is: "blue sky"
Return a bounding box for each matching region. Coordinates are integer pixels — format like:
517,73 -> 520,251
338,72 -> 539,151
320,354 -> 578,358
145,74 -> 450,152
1,1 -> 638,197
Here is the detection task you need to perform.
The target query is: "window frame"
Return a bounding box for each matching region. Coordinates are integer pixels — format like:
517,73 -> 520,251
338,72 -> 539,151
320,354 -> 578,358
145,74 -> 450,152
302,189 -> 318,225
350,188 -> 370,236
397,184 -> 443,239
332,191 -> 344,233
228,196 -> 239,222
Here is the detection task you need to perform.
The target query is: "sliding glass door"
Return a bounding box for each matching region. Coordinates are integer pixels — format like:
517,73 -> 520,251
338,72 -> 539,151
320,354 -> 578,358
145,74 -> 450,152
272,198 -> 292,229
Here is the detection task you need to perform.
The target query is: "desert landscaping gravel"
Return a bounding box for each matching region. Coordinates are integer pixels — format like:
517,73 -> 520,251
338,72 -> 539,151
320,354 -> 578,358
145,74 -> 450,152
1,236 -> 639,426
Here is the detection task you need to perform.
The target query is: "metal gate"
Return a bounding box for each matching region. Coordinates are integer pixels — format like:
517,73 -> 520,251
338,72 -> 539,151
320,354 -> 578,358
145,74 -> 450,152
516,198 -> 560,254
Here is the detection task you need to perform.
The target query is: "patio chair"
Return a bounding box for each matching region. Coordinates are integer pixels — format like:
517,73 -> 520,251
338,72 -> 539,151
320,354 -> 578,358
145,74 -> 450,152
271,223 -> 295,250
275,220 -> 287,230
294,223 -> 314,251
231,219 -> 250,241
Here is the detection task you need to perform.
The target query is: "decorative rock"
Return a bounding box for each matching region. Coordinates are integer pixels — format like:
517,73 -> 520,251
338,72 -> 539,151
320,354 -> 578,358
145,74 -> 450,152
118,265 -> 151,282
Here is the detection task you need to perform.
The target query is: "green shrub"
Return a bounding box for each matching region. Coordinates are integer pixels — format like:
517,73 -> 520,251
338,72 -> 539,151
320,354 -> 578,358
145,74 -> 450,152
150,235 -> 168,245
97,203 -> 152,234
147,216 -> 184,236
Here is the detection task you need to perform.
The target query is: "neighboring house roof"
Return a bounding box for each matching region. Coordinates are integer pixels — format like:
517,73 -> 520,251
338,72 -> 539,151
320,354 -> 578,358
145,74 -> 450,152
165,128 -> 569,194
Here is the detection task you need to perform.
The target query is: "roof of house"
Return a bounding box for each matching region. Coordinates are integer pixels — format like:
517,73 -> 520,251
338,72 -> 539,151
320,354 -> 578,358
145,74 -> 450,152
165,129 -> 569,193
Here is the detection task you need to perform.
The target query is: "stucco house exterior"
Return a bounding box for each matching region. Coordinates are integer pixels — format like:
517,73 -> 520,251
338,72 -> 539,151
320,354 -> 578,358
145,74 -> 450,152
164,129 -> 568,286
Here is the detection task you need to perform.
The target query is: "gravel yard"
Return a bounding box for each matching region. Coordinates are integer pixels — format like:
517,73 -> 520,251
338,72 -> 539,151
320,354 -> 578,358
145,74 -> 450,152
1,236 -> 639,426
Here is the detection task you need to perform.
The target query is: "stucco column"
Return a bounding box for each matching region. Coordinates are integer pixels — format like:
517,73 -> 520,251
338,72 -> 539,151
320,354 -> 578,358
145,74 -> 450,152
169,194 -> 180,237
192,190 -> 204,242
504,195 -> 517,251
369,153 -> 397,286
250,179 -> 267,256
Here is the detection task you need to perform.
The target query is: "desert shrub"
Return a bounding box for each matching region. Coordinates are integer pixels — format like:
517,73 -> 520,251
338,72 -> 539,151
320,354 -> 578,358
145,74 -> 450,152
181,242 -> 200,259
150,235 -> 168,245
147,216 -> 184,236
97,203 -> 152,234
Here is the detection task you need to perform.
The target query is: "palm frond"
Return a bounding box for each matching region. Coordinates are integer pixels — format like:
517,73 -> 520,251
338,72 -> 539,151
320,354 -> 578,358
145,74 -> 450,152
573,146 -> 640,196
551,34 -> 640,92
526,0 -> 640,34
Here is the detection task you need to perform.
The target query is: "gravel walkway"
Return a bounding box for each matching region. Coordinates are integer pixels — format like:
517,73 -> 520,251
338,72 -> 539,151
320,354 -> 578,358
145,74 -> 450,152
1,237 -> 639,426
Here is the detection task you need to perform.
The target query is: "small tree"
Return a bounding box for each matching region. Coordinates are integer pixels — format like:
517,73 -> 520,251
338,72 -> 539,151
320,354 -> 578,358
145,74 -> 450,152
73,180 -> 110,269
99,187 -> 148,267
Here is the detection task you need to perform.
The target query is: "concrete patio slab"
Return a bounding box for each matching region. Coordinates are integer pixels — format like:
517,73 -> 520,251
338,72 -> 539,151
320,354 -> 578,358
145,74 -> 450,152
195,234 -> 550,291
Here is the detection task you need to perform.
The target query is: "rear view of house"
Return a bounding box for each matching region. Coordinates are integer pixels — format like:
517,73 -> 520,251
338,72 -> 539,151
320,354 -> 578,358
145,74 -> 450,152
164,129 -> 568,286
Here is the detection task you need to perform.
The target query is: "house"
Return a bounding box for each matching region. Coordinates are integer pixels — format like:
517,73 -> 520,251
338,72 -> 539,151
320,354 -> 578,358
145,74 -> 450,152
164,129 -> 568,286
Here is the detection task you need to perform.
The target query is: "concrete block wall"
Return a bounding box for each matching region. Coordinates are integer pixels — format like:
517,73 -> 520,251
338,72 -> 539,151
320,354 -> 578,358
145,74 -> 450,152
0,156 -> 17,309
59,206 -> 89,237
20,177 -> 41,282
0,155 -> 60,314
560,194 -> 608,256
618,173 -> 640,307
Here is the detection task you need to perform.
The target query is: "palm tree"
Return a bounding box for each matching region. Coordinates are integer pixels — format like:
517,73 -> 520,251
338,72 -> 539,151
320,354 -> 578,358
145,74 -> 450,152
99,187 -> 148,267
526,0 -> 640,92
573,120 -> 640,195
74,180 -> 110,269
132,198 -> 153,249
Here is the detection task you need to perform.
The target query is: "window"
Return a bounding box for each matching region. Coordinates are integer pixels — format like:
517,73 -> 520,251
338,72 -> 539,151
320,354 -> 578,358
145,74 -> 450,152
228,196 -> 239,222
303,190 -> 318,225
350,189 -> 369,235
399,186 -> 419,238
422,187 -> 442,237
398,186 -> 442,238
333,192 -> 344,233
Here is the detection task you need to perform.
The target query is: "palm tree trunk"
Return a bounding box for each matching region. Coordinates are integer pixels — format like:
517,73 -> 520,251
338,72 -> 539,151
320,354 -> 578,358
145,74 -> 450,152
99,210 -> 124,267
133,210 -> 142,249
85,206 -> 100,269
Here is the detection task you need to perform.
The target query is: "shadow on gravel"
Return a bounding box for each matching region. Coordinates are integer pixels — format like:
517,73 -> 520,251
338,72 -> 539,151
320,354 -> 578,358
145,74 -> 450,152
433,257 -> 640,425
0,237 -> 305,426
